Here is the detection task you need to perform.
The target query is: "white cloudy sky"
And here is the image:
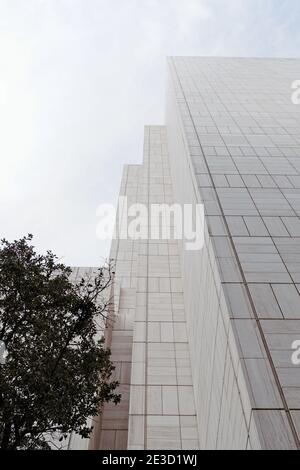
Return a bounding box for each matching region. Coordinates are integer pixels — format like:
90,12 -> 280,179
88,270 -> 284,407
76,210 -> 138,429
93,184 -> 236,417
0,0 -> 299,266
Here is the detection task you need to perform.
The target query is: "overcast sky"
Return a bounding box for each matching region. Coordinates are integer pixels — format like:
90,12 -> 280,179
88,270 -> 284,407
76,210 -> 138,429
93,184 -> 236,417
0,0 -> 299,266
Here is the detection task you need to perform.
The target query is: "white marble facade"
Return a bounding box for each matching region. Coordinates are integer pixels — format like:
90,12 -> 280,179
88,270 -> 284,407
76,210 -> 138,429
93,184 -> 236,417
91,58 -> 300,450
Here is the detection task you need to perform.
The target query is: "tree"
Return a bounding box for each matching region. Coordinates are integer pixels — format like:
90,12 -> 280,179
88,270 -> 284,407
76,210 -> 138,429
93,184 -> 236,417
0,234 -> 120,450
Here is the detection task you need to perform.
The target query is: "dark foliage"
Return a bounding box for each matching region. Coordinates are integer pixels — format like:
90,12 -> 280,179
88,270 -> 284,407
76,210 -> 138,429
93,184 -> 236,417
0,235 -> 119,449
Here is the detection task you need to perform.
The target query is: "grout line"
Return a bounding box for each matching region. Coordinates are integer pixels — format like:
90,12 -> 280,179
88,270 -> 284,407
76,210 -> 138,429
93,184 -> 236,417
144,126 -> 151,449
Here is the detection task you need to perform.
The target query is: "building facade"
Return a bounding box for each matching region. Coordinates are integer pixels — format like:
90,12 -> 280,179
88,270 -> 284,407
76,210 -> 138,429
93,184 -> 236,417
91,58 -> 300,450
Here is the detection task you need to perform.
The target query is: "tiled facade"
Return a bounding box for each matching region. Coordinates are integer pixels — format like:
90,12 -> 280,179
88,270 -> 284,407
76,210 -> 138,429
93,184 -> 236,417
91,58 -> 300,450
90,128 -> 199,450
